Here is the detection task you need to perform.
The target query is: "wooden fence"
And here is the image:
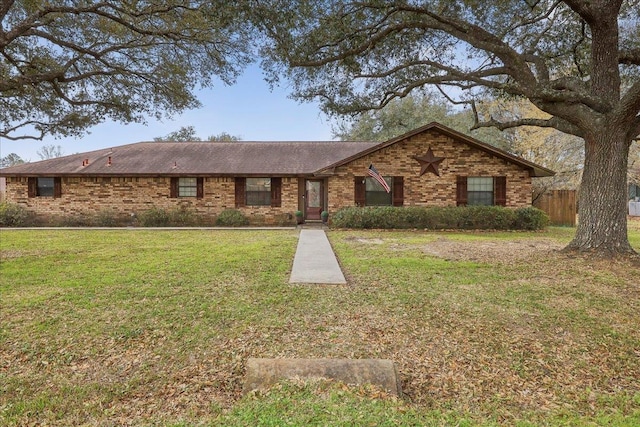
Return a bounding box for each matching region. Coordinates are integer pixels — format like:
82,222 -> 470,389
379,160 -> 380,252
533,189 -> 577,226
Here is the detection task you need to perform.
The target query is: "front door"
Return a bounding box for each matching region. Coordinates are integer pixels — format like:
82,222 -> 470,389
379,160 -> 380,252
305,180 -> 323,220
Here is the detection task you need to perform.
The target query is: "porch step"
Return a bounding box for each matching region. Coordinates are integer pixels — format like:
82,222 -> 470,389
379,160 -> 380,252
297,221 -> 326,229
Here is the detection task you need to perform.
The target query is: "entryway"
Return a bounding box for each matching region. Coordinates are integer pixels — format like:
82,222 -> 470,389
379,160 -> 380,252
304,179 -> 324,220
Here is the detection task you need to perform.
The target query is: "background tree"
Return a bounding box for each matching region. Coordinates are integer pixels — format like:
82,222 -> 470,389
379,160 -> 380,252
0,153 -> 25,168
1,2 -> 250,141
253,0 -> 640,255
154,126 -> 202,142
334,92 -> 511,150
37,144 -> 64,160
154,127 -> 241,142
207,132 -> 242,141
333,92 -> 453,141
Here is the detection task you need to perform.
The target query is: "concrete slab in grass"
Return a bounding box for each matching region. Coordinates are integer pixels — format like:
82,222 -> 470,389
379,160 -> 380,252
243,358 -> 401,396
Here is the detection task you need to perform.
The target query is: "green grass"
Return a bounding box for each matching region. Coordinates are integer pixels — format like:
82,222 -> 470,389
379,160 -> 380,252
1,226 -> 639,426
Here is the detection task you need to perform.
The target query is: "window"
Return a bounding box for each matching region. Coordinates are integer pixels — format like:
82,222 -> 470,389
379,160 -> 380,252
467,177 -> 494,206
170,177 -> 203,199
246,178 -> 271,206
234,177 -> 282,208
37,177 -> 55,197
28,177 -> 61,198
178,177 -> 198,197
365,177 -> 393,206
354,176 -> 404,207
456,176 -> 506,206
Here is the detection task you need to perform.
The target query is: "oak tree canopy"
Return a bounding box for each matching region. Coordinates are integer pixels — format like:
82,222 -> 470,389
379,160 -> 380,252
0,1 -> 250,141
251,0 -> 640,255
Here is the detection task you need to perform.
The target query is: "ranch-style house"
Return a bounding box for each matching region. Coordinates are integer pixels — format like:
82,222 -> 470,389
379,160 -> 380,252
0,122 -> 554,225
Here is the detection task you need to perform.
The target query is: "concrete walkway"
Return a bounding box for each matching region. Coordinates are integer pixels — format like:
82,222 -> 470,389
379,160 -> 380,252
289,229 -> 346,284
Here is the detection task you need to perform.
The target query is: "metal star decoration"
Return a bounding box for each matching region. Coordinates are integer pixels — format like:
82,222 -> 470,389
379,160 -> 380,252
413,146 -> 446,176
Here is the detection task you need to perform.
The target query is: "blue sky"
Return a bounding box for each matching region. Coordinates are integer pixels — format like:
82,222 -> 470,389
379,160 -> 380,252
1,65 -> 335,162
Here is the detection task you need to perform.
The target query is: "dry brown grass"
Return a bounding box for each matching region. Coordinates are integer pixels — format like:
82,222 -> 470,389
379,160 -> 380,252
1,227 -> 639,425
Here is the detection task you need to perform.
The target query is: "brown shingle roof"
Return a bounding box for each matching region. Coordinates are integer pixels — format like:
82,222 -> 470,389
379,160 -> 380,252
0,141 -> 378,176
0,123 -> 555,177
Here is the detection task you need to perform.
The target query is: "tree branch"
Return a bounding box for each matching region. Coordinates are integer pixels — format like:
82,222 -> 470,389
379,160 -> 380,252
0,0 -> 14,24
0,121 -> 48,141
617,81 -> 640,125
631,115 -> 640,141
0,1 -> 250,140
281,3 -> 612,129
471,114 -> 583,138
562,0 -> 623,25
395,5 -> 539,87
620,48 -> 640,65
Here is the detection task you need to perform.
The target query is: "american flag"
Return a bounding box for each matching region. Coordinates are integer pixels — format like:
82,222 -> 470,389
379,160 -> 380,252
368,164 -> 391,193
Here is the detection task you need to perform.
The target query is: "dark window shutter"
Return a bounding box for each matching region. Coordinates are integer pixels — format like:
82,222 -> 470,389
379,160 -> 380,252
456,176 -> 468,206
392,176 -> 404,207
170,177 -> 178,198
28,177 -> 37,198
270,177 -> 282,207
235,177 -> 246,208
354,176 -> 365,207
494,176 -> 507,206
196,178 -> 204,199
53,177 -> 62,198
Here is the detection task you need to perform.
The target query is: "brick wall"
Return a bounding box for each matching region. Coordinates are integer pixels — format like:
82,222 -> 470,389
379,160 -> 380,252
4,176 -> 300,225
326,129 -> 532,213
3,130 -> 534,225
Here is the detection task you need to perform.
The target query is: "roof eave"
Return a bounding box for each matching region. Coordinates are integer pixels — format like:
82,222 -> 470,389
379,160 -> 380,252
0,171 -> 318,178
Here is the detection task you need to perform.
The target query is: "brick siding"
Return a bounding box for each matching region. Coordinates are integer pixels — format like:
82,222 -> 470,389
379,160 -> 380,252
327,130 -> 532,212
3,130 -> 533,225
4,176 -> 300,225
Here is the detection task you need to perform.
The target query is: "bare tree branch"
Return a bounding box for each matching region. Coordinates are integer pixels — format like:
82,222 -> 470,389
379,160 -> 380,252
472,114 -> 584,138
620,48 -> 640,65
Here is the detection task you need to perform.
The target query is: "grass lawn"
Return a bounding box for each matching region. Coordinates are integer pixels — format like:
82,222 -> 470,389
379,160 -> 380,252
1,222 -> 639,426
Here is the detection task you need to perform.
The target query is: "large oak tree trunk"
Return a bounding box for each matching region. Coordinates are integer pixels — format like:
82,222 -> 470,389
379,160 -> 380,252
566,3 -> 636,256
566,127 -> 635,255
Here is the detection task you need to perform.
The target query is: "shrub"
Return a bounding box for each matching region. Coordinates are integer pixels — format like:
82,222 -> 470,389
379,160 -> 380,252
170,207 -> 200,227
514,206 -> 549,230
95,210 -> 120,227
59,213 -> 94,227
332,205 -> 547,230
0,202 -> 28,227
138,207 -> 172,227
137,207 -> 204,227
332,207 -> 372,228
457,206 -> 516,230
277,213 -> 297,226
215,209 -> 249,227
